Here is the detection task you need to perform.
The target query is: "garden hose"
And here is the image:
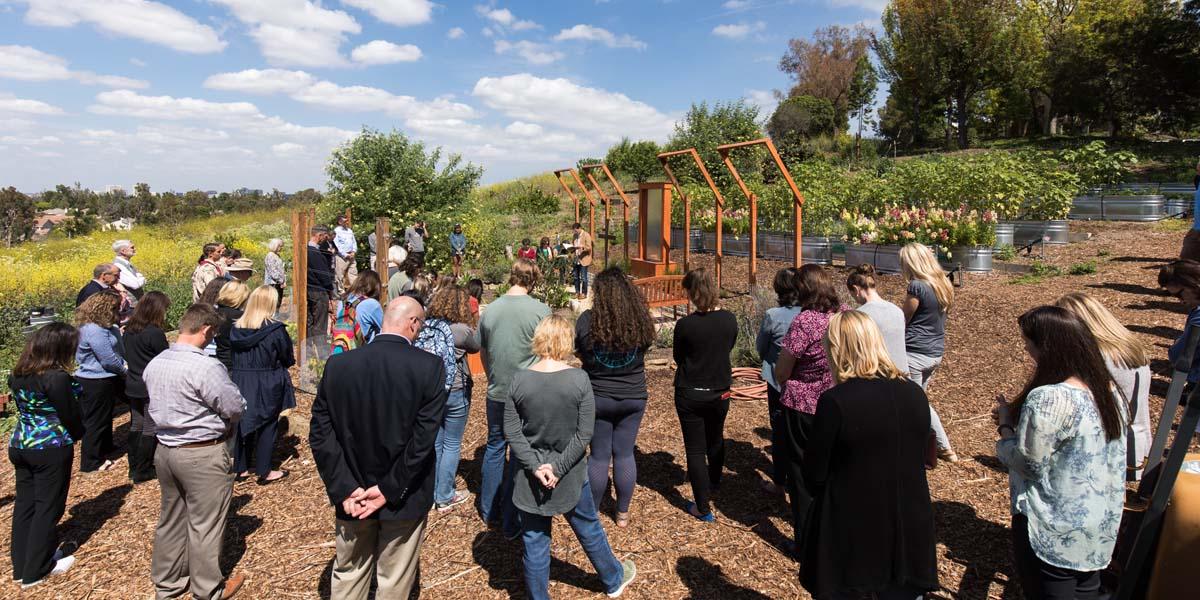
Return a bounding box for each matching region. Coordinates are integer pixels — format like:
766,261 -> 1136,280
729,367 -> 767,401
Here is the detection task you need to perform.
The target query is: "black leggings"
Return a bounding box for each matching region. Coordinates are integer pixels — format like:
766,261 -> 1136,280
9,445 -> 73,585
77,377 -> 118,472
1012,514 -> 1101,600
781,406 -> 817,551
674,388 -> 730,515
588,395 -> 647,513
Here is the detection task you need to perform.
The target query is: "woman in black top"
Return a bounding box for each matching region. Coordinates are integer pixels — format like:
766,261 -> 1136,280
8,323 -> 84,587
801,311 -> 937,599
214,280 -> 249,368
577,267 -> 655,527
122,291 -> 171,483
672,268 -> 739,521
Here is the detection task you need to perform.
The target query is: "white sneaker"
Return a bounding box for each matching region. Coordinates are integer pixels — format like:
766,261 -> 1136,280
21,555 -> 75,589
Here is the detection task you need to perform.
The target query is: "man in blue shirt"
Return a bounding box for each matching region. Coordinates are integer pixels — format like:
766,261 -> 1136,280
333,215 -> 358,295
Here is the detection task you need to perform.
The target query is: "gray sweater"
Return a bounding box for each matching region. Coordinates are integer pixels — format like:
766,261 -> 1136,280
857,299 -> 909,374
503,367 -> 594,516
1108,358 -> 1151,479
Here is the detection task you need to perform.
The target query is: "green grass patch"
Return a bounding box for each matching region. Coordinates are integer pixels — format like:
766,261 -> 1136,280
1009,260 -> 1063,285
1069,261 -> 1098,275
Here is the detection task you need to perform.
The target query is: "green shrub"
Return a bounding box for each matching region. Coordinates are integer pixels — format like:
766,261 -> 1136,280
1069,261 -> 1097,275
482,262 -> 510,285
995,244 -> 1017,261
655,324 -> 674,348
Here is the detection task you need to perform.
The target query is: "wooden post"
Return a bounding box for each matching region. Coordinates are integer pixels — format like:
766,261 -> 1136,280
597,164 -> 631,268
657,148 -> 726,289
344,207 -> 352,228
554,170 -> 581,224
374,217 -> 390,282
291,209 -> 310,359
719,147 -> 757,289
582,169 -> 610,268
716,138 -> 806,268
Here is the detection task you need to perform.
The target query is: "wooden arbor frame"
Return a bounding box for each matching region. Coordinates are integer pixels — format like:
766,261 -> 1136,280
579,163 -> 631,268
657,148 -> 728,288
716,137 -> 806,287
553,168 -> 596,238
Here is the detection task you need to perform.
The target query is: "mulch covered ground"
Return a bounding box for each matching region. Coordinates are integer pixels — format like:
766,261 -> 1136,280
0,220 -> 1189,599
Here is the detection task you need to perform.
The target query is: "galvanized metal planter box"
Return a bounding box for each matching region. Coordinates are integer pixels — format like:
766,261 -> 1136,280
1002,220 -> 1070,245
948,246 -> 994,273
844,244 -> 907,274
1069,195 -> 1165,222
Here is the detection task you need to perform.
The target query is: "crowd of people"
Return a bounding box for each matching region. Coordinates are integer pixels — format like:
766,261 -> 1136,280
3,218 -> 1180,599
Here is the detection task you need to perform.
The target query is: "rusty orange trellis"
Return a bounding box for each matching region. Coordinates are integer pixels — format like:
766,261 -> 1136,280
716,137 -> 805,287
579,163 -> 631,268
553,168 -> 596,238
657,148 -> 728,289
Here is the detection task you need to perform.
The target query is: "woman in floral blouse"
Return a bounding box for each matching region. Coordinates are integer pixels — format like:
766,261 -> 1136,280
263,238 -> 286,311
994,306 -> 1126,599
773,264 -> 847,553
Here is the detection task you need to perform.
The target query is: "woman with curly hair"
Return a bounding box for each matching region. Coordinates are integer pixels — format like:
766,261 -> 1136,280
425,287 -> 481,511
577,267 -> 655,527
74,290 -> 126,472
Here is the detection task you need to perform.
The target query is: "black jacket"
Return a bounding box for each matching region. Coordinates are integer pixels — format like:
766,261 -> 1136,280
124,325 -> 169,399
309,334 -> 447,520
214,305 -> 243,370
229,322 -> 295,434
75,280 -> 107,307
307,243 -> 334,294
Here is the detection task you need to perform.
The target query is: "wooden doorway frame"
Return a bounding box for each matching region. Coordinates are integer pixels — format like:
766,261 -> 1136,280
579,163 -> 631,269
657,148 -> 728,289
553,168 -> 596,238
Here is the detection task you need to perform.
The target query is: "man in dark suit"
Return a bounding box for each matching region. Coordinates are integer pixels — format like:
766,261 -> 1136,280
76,263 -> 119,306
305,225 -> 335,339
309,296 -> 447,599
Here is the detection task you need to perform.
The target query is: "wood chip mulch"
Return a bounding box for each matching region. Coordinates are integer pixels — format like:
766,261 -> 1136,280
0,221 -> 1189,599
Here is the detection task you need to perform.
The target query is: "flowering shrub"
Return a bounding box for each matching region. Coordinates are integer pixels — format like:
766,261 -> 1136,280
842,206 -> 997,252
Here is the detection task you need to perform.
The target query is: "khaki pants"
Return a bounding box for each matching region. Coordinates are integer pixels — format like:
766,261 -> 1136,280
334,255 -> 358,294
332,516 -> 427,600
152,442 -> 235,600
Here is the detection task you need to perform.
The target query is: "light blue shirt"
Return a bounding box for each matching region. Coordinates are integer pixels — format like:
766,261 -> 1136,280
74,323 -> 126,379
347,294 -> 383,344
755,305 -> 802,391
333,225 -> 357,257
1193,188 -> 1200,230
450,231 -> 466,254
997,383 -> 1125,571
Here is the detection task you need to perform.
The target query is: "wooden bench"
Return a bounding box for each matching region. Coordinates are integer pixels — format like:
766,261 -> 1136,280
634,275 -> 689,318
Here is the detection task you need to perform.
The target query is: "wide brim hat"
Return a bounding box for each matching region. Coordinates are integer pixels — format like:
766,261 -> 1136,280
228,257 -> 255,273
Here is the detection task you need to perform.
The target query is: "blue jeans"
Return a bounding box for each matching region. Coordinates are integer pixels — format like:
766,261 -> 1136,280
573,263 -> 589,295
434,387 -> 470,504
479,400 -> 518,535
520,478 -> 624,600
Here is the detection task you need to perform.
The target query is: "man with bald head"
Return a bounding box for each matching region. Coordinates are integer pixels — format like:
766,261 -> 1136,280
310,297 -> 447,599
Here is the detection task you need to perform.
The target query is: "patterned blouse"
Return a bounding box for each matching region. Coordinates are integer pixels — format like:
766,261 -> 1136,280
779,306 -> 847,414
264,252 -> 286,287
8,371 -> 84,450
997,383 -> 1126,571
415,318 -> 457,390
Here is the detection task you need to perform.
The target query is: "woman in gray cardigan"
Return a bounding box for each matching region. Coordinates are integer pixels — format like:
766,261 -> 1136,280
504,315 -> 637,600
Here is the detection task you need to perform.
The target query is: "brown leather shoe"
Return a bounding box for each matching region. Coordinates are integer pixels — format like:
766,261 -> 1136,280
220,573 -> 246,599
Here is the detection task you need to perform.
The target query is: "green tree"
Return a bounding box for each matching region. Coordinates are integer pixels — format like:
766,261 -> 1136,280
779,25 -> 872,130
766,95 -> 837,163
325,127 -> 484,225
847,55 -> 878,159
604,138 -> 662,184
131,182 -> 156,221
665,100 -> 764,196
0,187 -> 36,247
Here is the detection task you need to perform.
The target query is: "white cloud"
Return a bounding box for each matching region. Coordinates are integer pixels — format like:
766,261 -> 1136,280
351,40 -> 423,65
829,0 -> 889,12
473,74 -> 675,139
504,121 -> 543,136
447,27 -> 466,40
130,58 -> 147,68
494,40 -> 563,65
0,93 -> 64,115
212,0 -> 361,67
204,69 -> 316,95
19,0 -> 225,53
712,21 -> 766,39
474,5 -> 539,31
553,25 -> 646,50
723,0 -> 752,8
340,0 -> 433,27
0,117 -> 37,131
271,142 -> 305,156
744,89 -> 778,117
0,134 -> 61,146
0,45 -> 149,88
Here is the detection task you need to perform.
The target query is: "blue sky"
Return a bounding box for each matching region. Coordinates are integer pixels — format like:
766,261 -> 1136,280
0,0 -> 886,193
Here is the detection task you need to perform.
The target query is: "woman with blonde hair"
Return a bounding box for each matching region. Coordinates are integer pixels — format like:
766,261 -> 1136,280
214,280 -> 250,367
229,286 -> 295,484
898,242 -> 957,462
801,311 -> 937,599
505,314 -> 637,599
74,290 -> 125,472
1056,292 -> 1152,479
263,238 -> 286,311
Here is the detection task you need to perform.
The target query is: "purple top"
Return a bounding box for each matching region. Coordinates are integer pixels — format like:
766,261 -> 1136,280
780,306 -> 847,414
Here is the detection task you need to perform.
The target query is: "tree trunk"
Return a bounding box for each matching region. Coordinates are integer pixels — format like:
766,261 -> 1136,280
956,89 -> 970,149
854,107 -> 863,161
944,95 -> 954,149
